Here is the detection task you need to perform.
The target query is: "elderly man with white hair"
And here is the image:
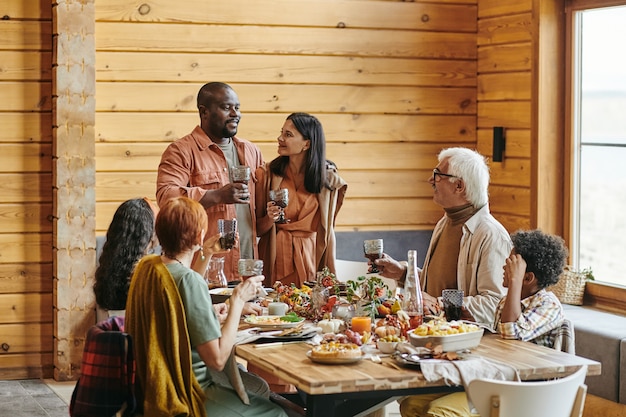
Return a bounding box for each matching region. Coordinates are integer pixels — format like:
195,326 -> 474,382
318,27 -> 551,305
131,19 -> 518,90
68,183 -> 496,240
374,147 -> 511,326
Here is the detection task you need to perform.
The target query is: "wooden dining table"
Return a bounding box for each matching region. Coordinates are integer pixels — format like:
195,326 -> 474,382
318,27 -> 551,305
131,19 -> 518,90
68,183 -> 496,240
235,333 -> 601,417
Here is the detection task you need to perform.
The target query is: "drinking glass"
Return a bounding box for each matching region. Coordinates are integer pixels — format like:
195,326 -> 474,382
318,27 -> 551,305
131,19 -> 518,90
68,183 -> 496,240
238,258 -> 264,279
205,257 -> 228,289
238,259 -> 266,300
230,166 -> 251,201
363,239 -> 384,274
269,188 -> 290,223
230,165 -> 251,184
442,289 -> 464,321
217,218 -> 237,250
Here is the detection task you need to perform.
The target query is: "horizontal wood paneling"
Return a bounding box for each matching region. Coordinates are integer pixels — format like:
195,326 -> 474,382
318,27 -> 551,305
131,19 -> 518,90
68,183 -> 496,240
477,101 -> 531,129
478,72 -> 531,101
97,0 -> 477,32
0,204 -> 52,233
0,323 -> 53,353
96,52 -> 477,87
477,43 -> 532,73
0,264 -> 53,294
0,0 -> 52,19
489,158 -> 531,187
0,353 -> 54,379
95,170 -> 437,202
477,13 -> 533,45
493,213 -> 531,233
96,172 -> 158,201
0,234 -> 52,263
0,82 -> 53,112
96,113 -> 476,144
0,1 -> 54,379
0,144 -> 52,172
0,113 -> 53,143
92,0 -> 479,238
0,293 -> 53,324
95,23 -> 477,59
96,83 -> 476,115
478,0 -> 532,17
96,198 -> 446,232
0,52 -> 53,81
96,142 -> 453,172
0,20 -> 52,50
489,185 -> 531,216
0,174 -> 52,203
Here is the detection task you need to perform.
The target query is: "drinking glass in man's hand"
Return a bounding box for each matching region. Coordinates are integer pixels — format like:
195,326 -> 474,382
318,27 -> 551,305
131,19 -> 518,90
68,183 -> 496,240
217,218 -> 237,250
363,239 -> 383,274
230,166 -> 251,201
230,166 -> 251,184
442,289 -> 464,321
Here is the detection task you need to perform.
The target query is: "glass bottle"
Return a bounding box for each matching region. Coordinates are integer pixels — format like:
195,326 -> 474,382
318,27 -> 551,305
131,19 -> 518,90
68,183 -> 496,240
205,257 -> 228,289
403,249 -> 423,329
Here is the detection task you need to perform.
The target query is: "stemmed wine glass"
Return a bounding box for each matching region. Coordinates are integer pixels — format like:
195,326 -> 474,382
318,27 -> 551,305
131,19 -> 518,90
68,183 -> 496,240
269,188 -> 290,223
363,239 -> 383,274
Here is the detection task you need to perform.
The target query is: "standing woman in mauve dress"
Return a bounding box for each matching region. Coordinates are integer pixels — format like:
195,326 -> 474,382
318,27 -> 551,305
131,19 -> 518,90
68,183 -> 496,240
255,112 -> 347,288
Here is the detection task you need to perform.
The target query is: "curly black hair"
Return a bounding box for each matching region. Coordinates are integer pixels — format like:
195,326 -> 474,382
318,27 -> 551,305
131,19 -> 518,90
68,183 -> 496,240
511,229 -> 569,289
93,198 -> 155,310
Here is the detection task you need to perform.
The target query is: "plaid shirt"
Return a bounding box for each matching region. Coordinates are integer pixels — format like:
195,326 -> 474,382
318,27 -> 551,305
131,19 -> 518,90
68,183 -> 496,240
494,289 -> 565,348
69,316 -> 136,417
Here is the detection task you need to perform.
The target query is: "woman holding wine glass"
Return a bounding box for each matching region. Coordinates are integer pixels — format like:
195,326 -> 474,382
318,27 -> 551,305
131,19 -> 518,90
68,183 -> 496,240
255,112 -> 347,288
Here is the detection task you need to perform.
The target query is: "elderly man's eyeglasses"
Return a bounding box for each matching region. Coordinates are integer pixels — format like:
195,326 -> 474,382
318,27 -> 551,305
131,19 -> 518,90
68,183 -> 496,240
432,168 -> 460,182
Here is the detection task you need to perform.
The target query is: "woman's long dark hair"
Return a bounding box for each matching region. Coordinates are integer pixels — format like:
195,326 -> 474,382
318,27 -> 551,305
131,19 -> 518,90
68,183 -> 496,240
93,198 -> 155,310
269,112 -> 329,193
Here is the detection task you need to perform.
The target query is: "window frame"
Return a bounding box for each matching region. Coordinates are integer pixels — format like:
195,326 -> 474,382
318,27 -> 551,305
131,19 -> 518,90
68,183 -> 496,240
564,0 -> 626,308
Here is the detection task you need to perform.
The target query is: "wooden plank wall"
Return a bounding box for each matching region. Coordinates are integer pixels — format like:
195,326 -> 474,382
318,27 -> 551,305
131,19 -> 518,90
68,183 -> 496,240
94,0 -> 479,234
0,1 -> 55,378
476,0 -> 533,233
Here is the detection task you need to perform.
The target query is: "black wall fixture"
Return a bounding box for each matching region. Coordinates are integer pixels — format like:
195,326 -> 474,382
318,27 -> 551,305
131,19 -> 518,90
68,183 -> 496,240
493,126 -> 505,162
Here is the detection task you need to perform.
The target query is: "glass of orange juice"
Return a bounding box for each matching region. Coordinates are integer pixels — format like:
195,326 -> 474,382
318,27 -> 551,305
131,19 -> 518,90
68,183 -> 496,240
351,315 -> 372,335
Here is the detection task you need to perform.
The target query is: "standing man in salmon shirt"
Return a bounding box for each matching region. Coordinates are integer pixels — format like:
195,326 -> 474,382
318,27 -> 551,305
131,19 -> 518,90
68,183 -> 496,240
157,82 -> 264,279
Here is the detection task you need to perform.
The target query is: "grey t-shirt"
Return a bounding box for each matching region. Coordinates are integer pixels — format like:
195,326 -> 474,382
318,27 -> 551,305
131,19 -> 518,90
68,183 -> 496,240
217,139 -> 254,259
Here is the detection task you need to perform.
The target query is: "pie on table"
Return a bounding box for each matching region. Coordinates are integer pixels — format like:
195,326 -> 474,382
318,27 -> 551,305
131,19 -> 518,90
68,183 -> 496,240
310,341 -> 362,359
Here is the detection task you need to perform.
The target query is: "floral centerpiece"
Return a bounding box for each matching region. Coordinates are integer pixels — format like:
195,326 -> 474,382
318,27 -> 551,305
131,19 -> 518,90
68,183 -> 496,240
272,267 -> 342,321
345,275 -> 392,321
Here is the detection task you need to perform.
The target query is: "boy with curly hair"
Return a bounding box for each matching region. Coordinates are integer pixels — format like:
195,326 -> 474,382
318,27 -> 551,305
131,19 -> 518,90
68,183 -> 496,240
494,229 -> 568,347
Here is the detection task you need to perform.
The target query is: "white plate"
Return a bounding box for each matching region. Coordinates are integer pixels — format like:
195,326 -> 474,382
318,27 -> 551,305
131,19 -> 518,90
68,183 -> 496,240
306,350 -> 364,365
209,288 -> 273,295
244,315 -> 305,329
408,328 -> 484,352
209,288 -> 233,296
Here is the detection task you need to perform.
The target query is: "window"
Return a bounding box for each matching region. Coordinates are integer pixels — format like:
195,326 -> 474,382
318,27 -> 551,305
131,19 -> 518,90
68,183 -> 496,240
570,4 -> 626,286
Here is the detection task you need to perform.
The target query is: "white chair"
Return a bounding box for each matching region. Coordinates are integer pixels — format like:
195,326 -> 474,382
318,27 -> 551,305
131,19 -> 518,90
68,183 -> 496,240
467,365 -> 587,417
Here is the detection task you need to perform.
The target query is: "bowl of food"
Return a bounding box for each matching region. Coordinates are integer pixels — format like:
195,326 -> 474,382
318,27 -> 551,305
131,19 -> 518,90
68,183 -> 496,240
376,340 -> 398,354
408,320 -> 484,352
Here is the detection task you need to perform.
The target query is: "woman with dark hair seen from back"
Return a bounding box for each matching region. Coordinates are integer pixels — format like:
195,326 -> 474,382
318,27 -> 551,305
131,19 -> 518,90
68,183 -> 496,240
255,112 -> 347,288
94,197 -> 158,315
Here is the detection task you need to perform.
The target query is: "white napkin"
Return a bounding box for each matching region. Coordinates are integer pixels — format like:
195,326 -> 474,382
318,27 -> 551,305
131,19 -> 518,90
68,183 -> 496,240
420,356 -> 520,387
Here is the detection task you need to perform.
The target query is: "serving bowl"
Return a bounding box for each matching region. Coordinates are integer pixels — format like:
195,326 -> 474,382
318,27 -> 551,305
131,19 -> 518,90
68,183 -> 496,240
376,340 -> 398,354
408,328 -> 484,352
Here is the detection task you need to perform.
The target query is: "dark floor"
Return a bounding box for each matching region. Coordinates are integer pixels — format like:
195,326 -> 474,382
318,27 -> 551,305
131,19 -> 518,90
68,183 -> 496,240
0,380 -> 68,417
